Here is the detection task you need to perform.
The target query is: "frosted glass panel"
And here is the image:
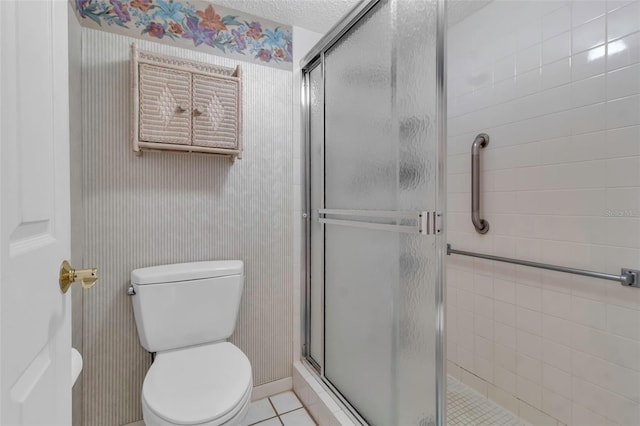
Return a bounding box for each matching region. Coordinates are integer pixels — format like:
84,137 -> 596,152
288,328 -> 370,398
309,64 -> 324,365
325,225 -> 397,424
395,1 -> 439,422
324,1 -> 394,211
310,0 -> 442,424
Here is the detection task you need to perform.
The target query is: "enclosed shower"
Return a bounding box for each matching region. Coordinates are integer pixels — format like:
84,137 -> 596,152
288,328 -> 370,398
301,0 -> 445,424
300,0 -> 640,425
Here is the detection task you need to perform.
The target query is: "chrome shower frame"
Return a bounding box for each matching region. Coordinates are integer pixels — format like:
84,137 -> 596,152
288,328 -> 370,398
299,0 -> 447,423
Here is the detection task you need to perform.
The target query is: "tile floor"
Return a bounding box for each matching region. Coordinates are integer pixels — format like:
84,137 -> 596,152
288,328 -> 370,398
447,377 -> 527,426
243,378 -> 523,426
243,391 -> 316,426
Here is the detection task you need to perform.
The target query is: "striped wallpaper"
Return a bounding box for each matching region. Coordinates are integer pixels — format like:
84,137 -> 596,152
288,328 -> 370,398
76,28 -> 293,425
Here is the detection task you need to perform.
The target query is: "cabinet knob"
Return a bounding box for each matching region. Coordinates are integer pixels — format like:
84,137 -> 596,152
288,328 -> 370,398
176,105 -> 188,113
193,107 -> 203,117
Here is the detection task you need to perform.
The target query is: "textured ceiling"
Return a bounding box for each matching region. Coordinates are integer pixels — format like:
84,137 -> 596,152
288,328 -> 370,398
210,0 -> 362,33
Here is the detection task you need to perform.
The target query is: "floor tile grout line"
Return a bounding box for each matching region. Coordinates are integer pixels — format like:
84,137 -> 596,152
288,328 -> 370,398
274,405 -> 305,416
265,397 -> 285,426
246,393 -> 316,426
247,414 -> 279,426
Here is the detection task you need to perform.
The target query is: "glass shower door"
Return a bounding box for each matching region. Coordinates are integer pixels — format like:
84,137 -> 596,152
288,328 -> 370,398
304,0 -> 445,424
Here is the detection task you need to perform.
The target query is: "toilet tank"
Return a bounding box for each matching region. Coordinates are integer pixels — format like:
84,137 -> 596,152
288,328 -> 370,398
131,261 -> 243,353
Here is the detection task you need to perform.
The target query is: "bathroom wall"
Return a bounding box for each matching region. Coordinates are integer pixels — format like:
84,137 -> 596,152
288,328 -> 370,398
76,28 -> 293,425
446,1 -> 640,425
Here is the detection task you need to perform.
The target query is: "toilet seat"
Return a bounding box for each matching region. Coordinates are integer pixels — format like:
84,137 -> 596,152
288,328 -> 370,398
142,342 -> 252,426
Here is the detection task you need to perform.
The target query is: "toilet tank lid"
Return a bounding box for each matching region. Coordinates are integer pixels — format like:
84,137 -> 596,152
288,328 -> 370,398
131,261 -> 243,285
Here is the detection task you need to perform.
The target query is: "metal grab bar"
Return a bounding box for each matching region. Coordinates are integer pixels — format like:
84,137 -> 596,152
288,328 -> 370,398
447,244 -> 640,288
472,133 -> 490,234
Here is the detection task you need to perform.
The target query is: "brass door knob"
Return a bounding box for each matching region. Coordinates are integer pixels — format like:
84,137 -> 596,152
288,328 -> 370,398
59,260 -> 98,294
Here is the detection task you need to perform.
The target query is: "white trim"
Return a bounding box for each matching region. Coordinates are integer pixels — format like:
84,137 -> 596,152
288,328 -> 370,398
251,377 -> 293,402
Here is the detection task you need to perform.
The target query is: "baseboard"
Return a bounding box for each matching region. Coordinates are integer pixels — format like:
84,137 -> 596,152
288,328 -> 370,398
251,376 -> 293,401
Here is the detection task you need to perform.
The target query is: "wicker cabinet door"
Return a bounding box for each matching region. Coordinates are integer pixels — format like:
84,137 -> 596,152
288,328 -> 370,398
192,74 -> 240,149
139,64 -> 192,145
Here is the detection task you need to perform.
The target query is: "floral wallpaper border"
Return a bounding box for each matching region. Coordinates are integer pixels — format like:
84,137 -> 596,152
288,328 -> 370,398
71,0 -> 293,70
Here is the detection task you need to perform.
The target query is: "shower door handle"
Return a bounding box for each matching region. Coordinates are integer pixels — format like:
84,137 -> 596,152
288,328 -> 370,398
471,133 -> 490,234
318,209 -> 441,235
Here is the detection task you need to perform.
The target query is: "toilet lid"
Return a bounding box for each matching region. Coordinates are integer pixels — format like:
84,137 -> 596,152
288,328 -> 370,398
143,342 -> 252,425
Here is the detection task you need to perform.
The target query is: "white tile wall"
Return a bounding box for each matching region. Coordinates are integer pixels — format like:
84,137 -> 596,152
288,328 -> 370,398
447,1 -> 640,425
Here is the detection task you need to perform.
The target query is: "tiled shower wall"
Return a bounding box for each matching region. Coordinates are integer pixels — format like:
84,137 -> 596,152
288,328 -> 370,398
446,1 -> 640,425
76,29 -> 293,425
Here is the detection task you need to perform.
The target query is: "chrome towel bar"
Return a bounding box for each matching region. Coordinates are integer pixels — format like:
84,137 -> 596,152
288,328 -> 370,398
447,244 -> 640,288
471,133 -> 490,234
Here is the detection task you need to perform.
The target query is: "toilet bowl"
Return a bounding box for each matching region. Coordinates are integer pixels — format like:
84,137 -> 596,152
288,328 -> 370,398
130,261 -> 251,426
141,343 -> 252,426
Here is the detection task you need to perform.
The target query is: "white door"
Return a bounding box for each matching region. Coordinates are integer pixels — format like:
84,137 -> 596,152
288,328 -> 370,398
1,0 -> 73,424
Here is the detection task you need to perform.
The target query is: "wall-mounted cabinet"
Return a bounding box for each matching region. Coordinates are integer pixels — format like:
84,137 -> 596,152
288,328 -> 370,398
131,44 -> 242,160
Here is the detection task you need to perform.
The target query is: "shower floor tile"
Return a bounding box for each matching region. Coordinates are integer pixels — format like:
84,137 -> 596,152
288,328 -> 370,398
447,377 -> 527,426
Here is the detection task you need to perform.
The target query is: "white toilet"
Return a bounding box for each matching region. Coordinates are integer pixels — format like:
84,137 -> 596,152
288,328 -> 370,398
130,260 -> 252,426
